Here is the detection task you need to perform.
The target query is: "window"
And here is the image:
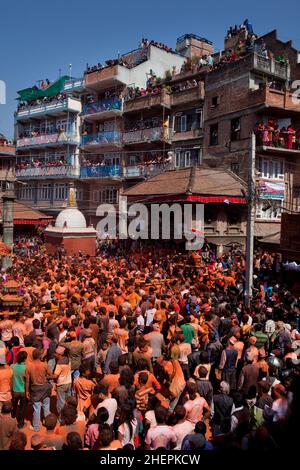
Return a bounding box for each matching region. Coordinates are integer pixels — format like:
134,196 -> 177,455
93,187 -> 118,203
104,152 -> 121,166
231,162 -> 240,174
191,109 -> 203,130
228,208 -> 241,225
211,96 -> 219,107
180,115 -> 187,132
38,183 -> 52,201
54,183 -> 68,201
56,119 -> 74,133
231,118 -> 241,141
204,206 -> 217,224
256,199 -> 283,220
19,184 -> 35,200
76,188 -> 84,201
258,157 -> 284,180
209,124 -> 218,146
175,150 -> 191,168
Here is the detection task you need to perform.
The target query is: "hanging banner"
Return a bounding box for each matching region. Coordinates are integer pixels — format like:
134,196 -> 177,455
259,181 -> 285,200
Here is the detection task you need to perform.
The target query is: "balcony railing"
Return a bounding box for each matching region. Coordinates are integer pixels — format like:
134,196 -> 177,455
123,127 -> 170,144
83,97 -> 122,116
81,131 -> 122,147
16,165 -> 79,178
63,78 -> 85,92
249,85 -> 300,112
84,64 -> 129,89
124,162 -> 175,178
124,91 -> 171,112
172,128 -> 203,142
0,144 -> 15,155
17,132 -> 79,148
252,53 -> 290,80
80,165 -> 122,178
16,97 -> 81,119
171,83 -> 204,106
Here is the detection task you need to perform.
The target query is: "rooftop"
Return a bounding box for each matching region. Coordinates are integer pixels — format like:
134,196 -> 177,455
124,167 -> 246,201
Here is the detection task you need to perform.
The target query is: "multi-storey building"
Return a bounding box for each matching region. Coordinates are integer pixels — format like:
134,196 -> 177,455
203,27 -> 300,242
80,41 -> 186,225
14,76 -> 84,214
13,26 -> 300,251
0,134 -> 15,193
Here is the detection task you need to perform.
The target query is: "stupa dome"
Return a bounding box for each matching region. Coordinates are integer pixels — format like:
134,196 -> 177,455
55,208 -> 87,229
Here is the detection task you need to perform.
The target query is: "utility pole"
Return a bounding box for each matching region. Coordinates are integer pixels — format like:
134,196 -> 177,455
2,180 -> 16,270
245,132 -> 256,307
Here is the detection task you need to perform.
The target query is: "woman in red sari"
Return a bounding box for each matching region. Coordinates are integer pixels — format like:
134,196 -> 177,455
287,125 -> 295,149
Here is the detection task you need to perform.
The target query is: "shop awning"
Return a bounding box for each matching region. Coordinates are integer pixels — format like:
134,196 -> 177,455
13,219 -> 50,225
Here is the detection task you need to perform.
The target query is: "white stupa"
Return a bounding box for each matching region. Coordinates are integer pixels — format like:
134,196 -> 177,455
45,188 -> 96,256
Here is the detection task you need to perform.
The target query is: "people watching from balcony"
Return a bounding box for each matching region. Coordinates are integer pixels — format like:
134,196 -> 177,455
40,78 -> 52,89
140,38 -> 173,53
17,92 -> 67,112
18,124 -> 73,140
16,157 -> 69,171
85,39 -> 173,75
125,117 -> 163,133
0,134 -> 13,146
254,120 -> 300,150
124,85 -> 162,101
81,152 -> 172,170
169,78 -> 199,93
85,90 -> 122,105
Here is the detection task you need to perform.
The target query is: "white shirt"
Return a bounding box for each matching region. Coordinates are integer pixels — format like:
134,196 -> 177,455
136,315 -> 145,328
145,308 -> 156,327
96,398 -> 117,425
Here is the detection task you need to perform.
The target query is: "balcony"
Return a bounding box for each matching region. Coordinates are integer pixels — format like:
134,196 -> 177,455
255,129 -> 300,156
80,165 -> 122,179
171,83 -> 204,106
256,144 -> 300,156
81,131 -> 122,150
16,165 -> 79,179
82,97 -> 123,121
0,144 -> 15,156
63,78 -> 85,93
124,90 -> 171,113
17,132 -> 79,149
249,85 -> 300,114
172,128 -> 203,142
124,162 -> 175,178
123,127 -> 171,145
252,53 -> 290,80
16,97 -> 81,120
85,65 -> 130,91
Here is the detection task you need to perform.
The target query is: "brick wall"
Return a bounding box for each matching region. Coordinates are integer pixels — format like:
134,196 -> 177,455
45,235 -> 96,256
260,30 -> 300,81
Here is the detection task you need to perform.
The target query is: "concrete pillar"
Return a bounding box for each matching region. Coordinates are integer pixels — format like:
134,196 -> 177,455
2,190 -> 16,270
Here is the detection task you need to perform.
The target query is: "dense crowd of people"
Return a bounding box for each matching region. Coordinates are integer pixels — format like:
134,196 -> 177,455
18,127 -> 69,140
0,244 -> 299,452
16,158 -> 69,171
81,153 -> 173,170
254,120 -> 300,150
17,92 -> 67,112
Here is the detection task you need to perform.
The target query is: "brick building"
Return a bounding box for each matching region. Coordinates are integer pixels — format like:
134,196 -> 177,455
203,29 -> 300,242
